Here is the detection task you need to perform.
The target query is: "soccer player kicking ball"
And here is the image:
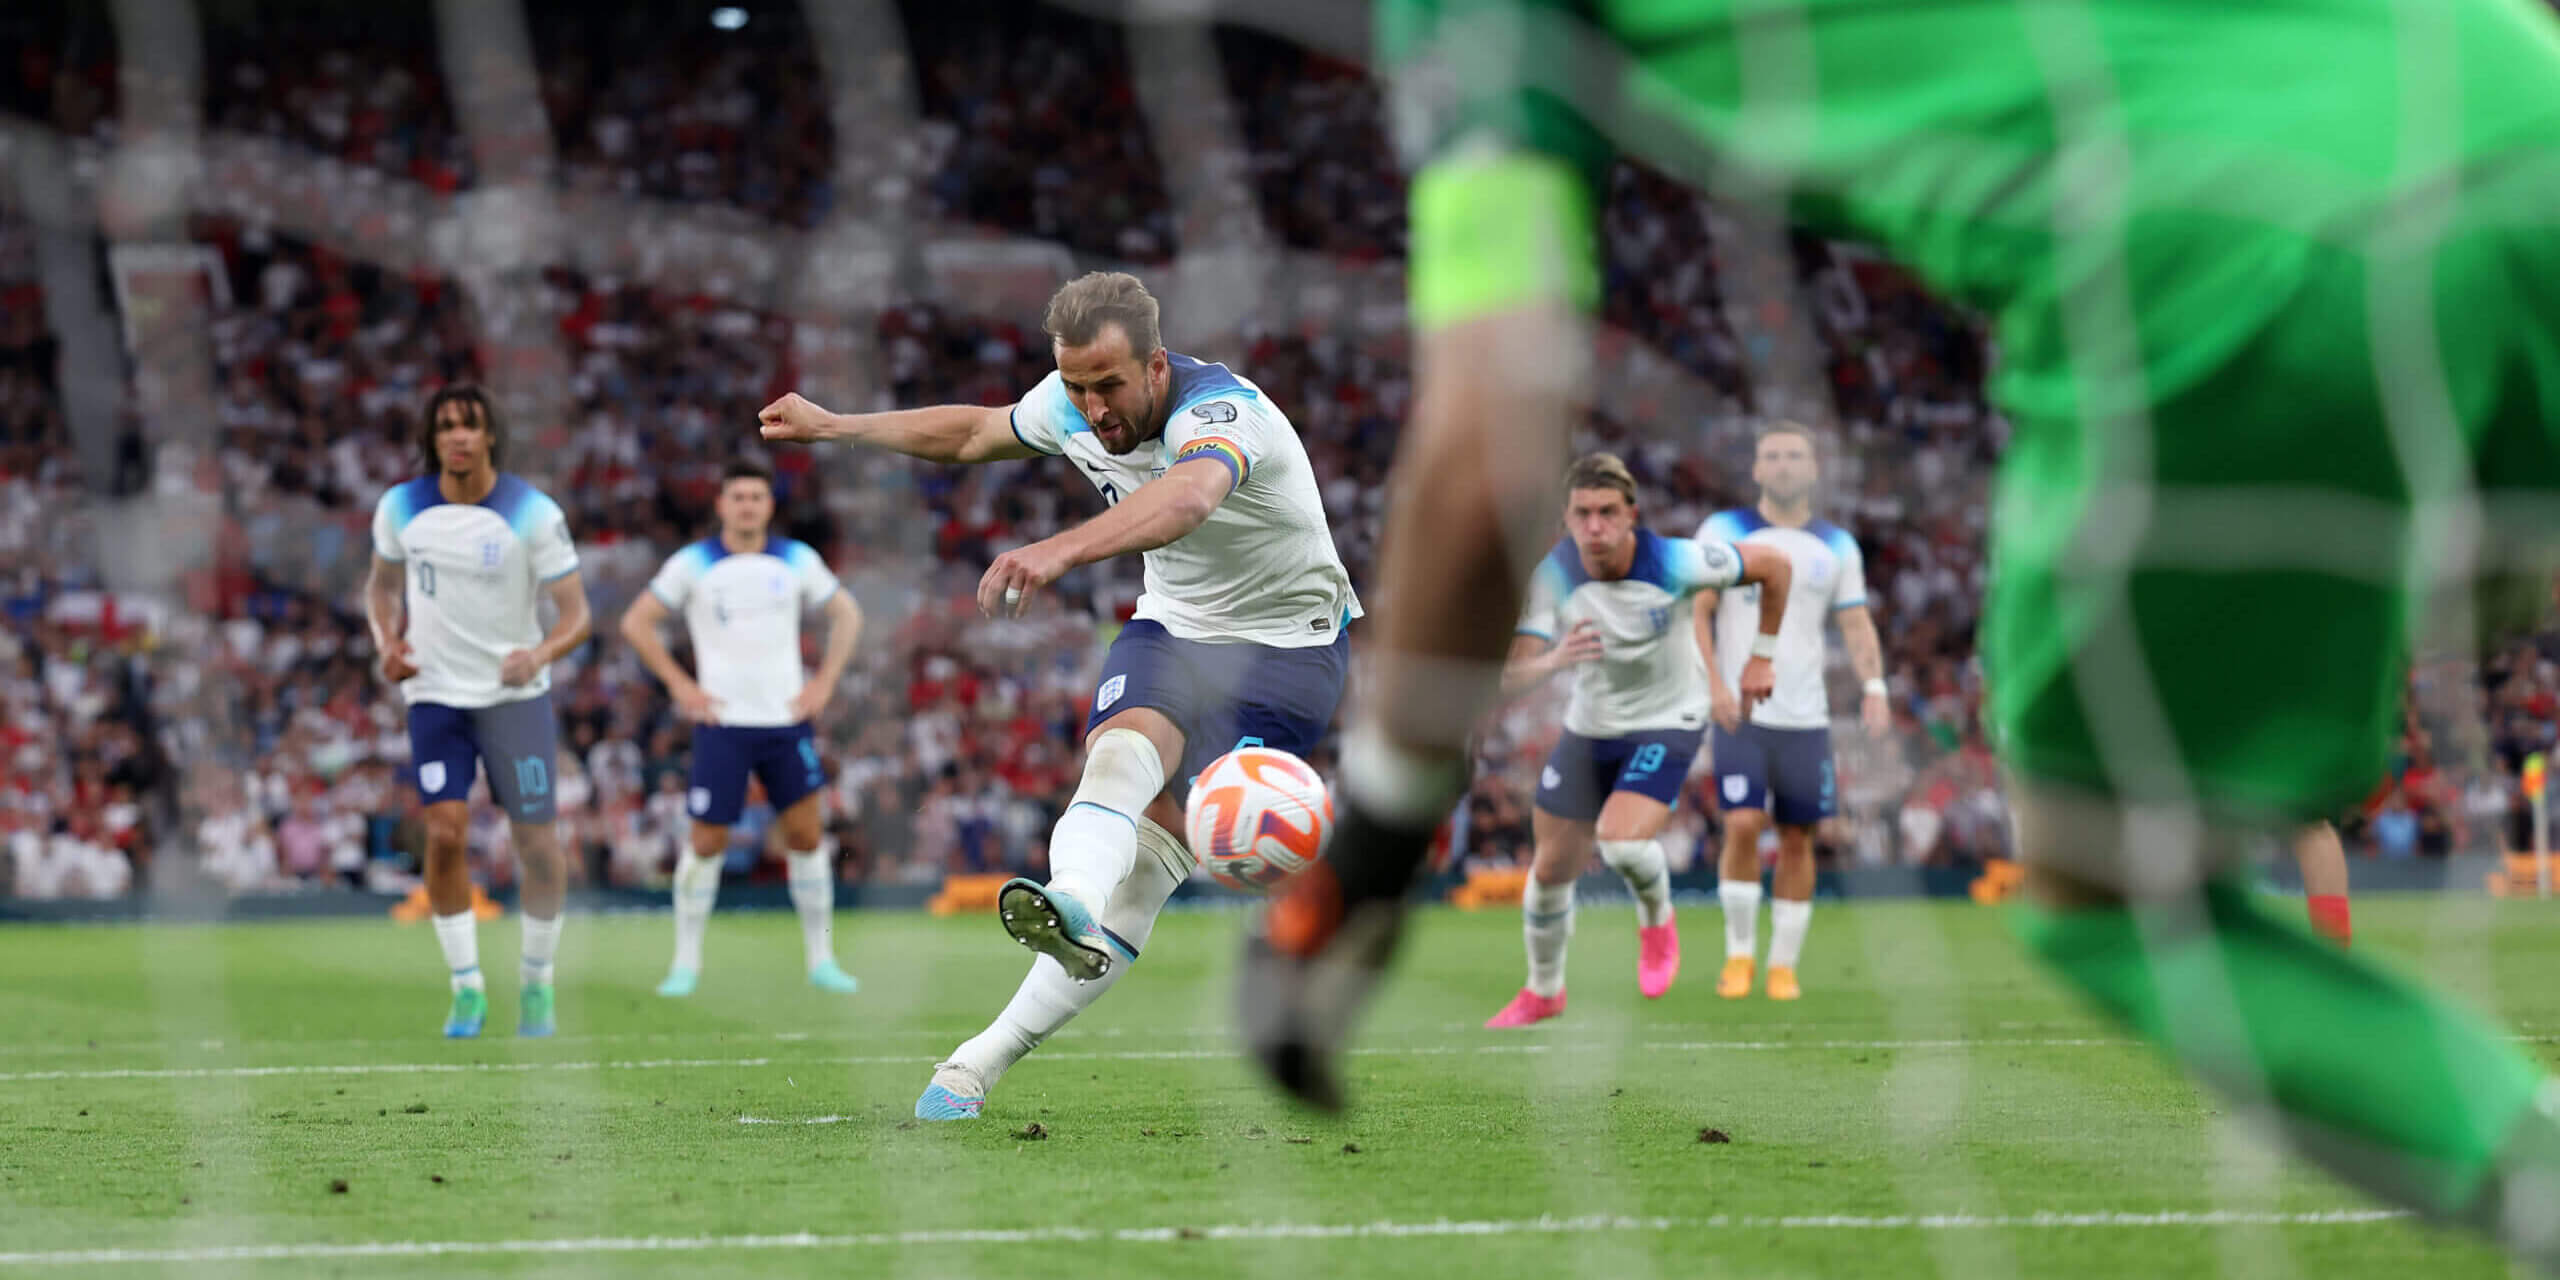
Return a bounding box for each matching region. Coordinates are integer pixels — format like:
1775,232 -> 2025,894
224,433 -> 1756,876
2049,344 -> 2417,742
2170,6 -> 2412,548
1486,453 -> 1786,1027
620,459 -> 864,998
1695,423 -> 1892,1002
1243,0 -> 2560,1263
759,271 -> 1359,1121
367,385 -> 590,1038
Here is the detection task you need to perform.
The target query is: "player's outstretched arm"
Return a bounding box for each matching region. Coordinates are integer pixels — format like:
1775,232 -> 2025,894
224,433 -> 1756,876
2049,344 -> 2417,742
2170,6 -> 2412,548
758,392 -> 1036,465
976,459 -> 1235,616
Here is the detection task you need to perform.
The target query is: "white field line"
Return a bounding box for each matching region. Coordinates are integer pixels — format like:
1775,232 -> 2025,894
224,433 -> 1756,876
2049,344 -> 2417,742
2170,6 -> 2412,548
22,1028 -> 2560,1082
0,1021 -> 1924,1058
0,1210 -> 2419,1266
0,1038 -> 2151,1083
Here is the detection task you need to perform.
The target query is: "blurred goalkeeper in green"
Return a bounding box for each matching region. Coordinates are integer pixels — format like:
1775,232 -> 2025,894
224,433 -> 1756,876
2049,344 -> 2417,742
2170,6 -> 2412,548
1240,0 -> 2560,1257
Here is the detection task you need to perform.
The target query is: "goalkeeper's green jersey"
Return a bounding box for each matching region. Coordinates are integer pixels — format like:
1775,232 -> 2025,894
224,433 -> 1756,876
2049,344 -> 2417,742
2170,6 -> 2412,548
1383,0 -> 2560,818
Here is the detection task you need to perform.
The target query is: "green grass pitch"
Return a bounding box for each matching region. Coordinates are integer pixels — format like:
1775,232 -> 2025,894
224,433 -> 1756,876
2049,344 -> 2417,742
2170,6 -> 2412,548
0,896 -> 2546,1277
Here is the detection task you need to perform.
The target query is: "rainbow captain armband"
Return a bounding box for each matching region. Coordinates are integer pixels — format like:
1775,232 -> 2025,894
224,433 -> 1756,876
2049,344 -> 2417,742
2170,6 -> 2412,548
1408,151 -> 1600,332
1172,434 -> 1250,488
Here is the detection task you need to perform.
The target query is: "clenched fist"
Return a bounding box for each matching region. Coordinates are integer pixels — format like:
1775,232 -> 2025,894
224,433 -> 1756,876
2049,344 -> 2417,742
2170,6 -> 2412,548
759,392 -> 834,443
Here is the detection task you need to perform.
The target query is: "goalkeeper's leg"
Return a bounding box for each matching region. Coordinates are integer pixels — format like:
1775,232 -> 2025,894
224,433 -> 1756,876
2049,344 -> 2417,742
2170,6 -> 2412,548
2010,782 -> 2560,1263
1238,302 -> 1580,1110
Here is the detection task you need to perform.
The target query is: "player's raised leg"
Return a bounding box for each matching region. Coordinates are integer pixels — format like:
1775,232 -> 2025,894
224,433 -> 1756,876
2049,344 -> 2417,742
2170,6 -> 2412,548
2296,821 -> 2351,947
1489,808 -> 1592,1028
1001,707 -> 1181,983
924,806 -> 1193,1120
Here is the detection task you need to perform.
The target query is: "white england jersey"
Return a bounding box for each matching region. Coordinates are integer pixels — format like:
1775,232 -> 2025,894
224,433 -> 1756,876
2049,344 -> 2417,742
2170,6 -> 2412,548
1697,509 -> 1868,731
1516,529 -> 1746,737
371,473 -> 580,709
1010,352 -> 1361,648
645,535 -> 844,727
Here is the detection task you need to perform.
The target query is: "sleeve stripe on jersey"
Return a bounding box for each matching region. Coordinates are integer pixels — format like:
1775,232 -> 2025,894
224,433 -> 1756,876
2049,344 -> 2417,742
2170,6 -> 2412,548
1171,436 -> 1249,487
1515,626 -> 1556,642
1009,405 -> 1061,456
1832,597 -> 1866,611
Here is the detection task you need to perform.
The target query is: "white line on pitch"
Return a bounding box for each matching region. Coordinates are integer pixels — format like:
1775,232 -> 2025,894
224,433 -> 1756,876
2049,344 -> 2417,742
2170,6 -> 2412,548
0,1038 -> 2155,1082
736,1114 -> 854,1125
0,1209 -> 2418,1266
0,1023 -> 1633,1059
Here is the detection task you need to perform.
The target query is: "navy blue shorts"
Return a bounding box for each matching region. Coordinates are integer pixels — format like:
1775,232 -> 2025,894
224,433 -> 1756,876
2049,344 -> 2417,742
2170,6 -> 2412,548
1710,723 -> 1837,827
688,723 -> 825,827
1534,728 -> 1703,821
1084,619 -> 1349,803
408,695 -> 561,822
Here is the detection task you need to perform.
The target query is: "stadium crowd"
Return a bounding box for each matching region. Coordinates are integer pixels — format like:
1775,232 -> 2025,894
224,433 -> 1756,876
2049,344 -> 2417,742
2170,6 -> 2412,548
1,4 -> 2547,901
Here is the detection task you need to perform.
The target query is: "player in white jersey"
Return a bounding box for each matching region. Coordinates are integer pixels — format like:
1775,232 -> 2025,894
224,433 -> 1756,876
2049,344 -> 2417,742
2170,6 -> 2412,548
1695,424 -> 1892,1003
757,272 -> 1360,1120
1485,454 -> 1789,1028
364,385 -> 592,1039
619,459 -> 865,998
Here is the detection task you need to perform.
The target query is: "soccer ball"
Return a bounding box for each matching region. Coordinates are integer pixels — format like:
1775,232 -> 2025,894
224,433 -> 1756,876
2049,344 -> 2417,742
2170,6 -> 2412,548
1184,746 -> 1333,893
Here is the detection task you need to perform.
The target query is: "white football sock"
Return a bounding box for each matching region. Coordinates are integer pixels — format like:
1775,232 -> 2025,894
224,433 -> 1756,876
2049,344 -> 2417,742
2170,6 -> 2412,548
519,912 -> 562,986
785,846 -> 835,971
949,818 -> 1187,1089
1043,728 -> 1164,909
1522,877 -> 1576,998
433,911 -> 483,992
1599,838 -> 1674,928
669,851 -> 722,973
1719,879 -> 1763,960
1769,897 -> 1813,970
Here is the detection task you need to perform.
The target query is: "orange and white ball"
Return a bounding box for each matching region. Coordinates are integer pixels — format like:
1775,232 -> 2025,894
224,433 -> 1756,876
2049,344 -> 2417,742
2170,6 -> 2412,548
1183,746 -> 1333,892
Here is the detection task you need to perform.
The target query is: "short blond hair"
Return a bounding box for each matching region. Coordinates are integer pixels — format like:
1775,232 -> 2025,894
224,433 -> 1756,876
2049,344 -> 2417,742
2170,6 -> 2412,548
1564,452 -> 1639,505
1043,271 -> 1162,355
